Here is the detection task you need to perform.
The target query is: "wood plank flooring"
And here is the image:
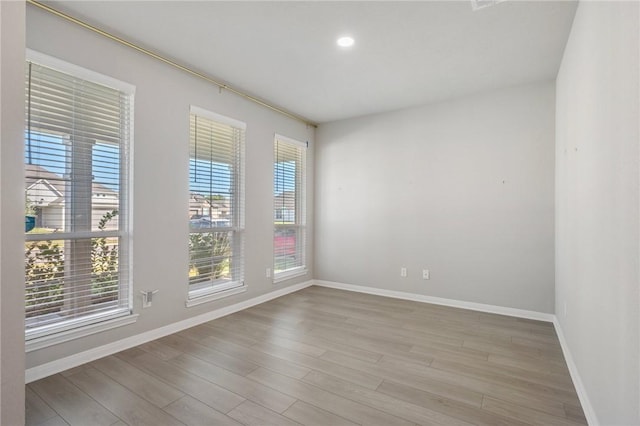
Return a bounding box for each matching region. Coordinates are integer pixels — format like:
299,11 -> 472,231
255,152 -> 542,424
26,286 -> 588,426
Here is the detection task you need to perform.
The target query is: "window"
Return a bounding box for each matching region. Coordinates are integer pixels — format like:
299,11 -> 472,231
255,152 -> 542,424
24,51 -> 134,344
274,134 -> 307,281
188,107 -> 245,304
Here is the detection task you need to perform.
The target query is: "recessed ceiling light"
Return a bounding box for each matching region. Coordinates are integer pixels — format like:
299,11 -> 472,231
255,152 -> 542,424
337,36 -> 355,48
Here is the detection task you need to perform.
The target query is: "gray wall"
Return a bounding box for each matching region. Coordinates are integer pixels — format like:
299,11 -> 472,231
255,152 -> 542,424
0,2 -> 26,424
555,1 -> 639,424
315,81 -> 555,313
25,6 -> 314,369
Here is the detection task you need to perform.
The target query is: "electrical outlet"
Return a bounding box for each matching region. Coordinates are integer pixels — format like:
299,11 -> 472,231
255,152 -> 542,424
422,269 -> 430,280
400,267 -> 407,277
141,290 -> 158,308
266,268 -> 272,278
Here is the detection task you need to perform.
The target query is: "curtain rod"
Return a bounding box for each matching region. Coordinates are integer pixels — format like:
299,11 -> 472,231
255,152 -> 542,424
26,0 -> 318,129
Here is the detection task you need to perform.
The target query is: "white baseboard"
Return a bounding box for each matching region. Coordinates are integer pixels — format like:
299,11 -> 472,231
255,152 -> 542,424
553,317 -> 599,426
313,280 -> 554,322
25,280 -> 313,383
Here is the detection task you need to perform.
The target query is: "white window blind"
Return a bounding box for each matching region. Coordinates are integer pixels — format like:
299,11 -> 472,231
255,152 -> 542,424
274,135 -> 307,278
188,107 -> 245,300
24,56 -> 133,340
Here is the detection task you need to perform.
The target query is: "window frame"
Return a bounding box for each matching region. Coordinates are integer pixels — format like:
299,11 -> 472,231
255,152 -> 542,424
24,50 -> 136,350
273,134 -> 308,283
186,106 -> 246,306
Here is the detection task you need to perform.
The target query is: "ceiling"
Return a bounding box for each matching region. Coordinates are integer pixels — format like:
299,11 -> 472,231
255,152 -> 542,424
46,1 -> 578,124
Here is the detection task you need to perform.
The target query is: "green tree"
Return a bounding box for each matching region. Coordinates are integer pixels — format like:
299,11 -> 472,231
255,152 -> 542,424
25,210 -> 121,315
91,210 -> 119,300
25,240 -> 64,316
25,195 -> 36,216
189,231 -> 230,282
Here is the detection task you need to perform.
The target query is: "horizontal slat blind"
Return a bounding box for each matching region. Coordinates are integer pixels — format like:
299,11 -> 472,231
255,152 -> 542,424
27,64 -> 125,144
274,135 -> 306,275
188,109 -> 245,297
24,60 -> 131,338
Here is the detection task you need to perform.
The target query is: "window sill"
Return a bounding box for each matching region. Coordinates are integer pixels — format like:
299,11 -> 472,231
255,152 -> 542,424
26,313 -> 139,353
186,283 -> 247,308
274,267 -> 308,284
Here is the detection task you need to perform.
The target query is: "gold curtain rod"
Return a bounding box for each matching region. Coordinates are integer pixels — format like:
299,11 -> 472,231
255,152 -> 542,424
26,0 -> 318,128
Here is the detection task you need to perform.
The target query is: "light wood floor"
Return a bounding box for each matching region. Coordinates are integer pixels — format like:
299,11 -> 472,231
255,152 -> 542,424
26,286 -> 587,426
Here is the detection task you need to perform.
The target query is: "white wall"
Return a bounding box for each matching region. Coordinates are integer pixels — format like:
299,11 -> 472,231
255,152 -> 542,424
25,6 -> 314,370
316,81 -> 555,313
0,1 -> 26,424
555,1 -> 639,424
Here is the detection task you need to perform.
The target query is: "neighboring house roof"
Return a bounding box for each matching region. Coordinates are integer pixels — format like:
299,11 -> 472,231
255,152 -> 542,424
189,193 -> 230,216
25,164 -> 119,207
25,180 -> 63,207
25,164 -> 66,194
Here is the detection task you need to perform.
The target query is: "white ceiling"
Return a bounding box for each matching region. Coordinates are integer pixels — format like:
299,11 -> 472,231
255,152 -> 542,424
47,1 -> 578,124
